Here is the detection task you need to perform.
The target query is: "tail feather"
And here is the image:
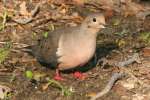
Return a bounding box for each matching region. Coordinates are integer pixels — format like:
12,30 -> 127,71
21,45 -> 34,55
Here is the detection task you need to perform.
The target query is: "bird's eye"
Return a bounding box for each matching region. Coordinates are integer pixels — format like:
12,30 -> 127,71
92,18 -> 97,22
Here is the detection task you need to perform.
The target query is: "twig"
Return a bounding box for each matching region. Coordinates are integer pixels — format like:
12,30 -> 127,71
31,3 -> 40,17
13,18 -> 33,25
0,68 -> 9,72
0,41 -> 29,48
113,53 -> 150,87
116,53 -> 141,67
91,73 -> 125,100
136,10 -> 150,20
12,3 -> 40,24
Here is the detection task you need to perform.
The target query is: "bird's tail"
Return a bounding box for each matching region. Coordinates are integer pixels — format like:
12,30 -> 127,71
20,45 -> 36,56
21,45 -> 32,52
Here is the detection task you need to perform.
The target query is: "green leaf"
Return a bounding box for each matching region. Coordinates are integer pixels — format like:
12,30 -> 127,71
43,32 -> 49,38
0,42 -> 11,64
47,79 -> 72,96
140,32 -> 150,44
113,19 -> 121,26
114,29 -> 128,36
25,70 -> 33,79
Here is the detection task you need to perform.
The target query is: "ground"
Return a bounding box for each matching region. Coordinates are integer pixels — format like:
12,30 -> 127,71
0,0 -> 150,100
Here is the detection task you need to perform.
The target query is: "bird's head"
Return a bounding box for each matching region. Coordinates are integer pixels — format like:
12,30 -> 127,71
81,13 -> 106,33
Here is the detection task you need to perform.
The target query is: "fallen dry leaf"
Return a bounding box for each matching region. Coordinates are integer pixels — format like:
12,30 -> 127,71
42,83 -> 50,90
142,47 -> 150,57
104,9 -> 114,19
132,93 -> 146,100
98,0 -> 114,9
0,85 -> 11,99
72,0 -> 85,5
19,1 -> 31,17
120,78 -> 138,90
121,0 -> 145,17
141,60 -> 150,68
113,84 -> 132,98
86,92 -> 97,98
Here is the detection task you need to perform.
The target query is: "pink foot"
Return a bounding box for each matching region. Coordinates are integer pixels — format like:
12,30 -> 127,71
73,71 -> 87,80
54,74 -> 64,81
54,69 -> 65,81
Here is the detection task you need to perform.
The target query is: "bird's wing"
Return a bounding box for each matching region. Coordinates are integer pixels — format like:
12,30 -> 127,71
26,26 -> 78,67
30,30 -> 61,67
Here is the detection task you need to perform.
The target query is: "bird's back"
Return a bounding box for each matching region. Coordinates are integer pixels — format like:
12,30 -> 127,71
28,26 -> 79,67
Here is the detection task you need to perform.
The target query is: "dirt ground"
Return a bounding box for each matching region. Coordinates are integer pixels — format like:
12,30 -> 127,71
0,0 -> 150,100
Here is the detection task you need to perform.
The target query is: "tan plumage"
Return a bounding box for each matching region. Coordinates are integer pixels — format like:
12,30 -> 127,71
26,13 -> 106,80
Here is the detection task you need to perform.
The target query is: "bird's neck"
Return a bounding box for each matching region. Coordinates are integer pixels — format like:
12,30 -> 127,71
80,24 -> 99,36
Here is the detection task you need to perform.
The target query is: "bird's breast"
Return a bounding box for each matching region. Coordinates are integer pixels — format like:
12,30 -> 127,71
57,37 -> 96,70
75,40 -> 96,64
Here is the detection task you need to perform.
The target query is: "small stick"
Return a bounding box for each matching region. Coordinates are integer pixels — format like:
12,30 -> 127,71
116,53 -> 141,67
91,73 -> 125,100
114,53 -> 147,86
31,3 -> 40,17
0,72 -> 12,76
0,41 -> 29,48
12,18 -> 33,25
0,68 -> 9,72
12,2 -> 40,24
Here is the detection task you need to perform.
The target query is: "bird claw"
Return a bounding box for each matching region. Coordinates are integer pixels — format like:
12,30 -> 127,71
54,74 -> 65,81
54,69 -> 65,81
73,71 -> 87,80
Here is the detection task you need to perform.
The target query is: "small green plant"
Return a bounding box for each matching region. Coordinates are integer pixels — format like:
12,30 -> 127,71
25,70 -> 33,79
112,19 -> 121,26
0,42 -> 11,64
139,32 -> 150,44
10,73 -> 16,83
0,10 -> 8,31
48,24 -> 55,31
31,32 -> 37,39
114,29 -> 129,36
47,79 -> 72,96
43,32 -> 49,38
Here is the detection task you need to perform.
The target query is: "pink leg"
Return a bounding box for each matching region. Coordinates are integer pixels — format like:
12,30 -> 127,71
54,69 -> 64,81
73,71 -> 87,80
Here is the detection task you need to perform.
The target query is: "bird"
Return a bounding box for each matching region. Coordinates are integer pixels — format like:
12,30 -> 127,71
24,13 -> 106,80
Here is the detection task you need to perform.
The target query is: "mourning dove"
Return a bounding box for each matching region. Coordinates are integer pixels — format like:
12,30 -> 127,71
25,13 -> 106,80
